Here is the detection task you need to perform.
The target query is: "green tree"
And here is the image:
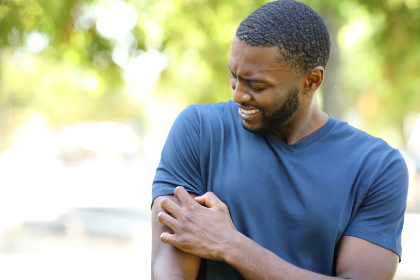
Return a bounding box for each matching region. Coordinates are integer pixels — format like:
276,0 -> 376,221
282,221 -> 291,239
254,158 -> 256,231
339,0 -> 420,144
1,0 -> 419,151
0,0 -> 142,150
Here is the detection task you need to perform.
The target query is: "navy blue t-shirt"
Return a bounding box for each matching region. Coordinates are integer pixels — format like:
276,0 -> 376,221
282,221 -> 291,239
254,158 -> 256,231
152,101 -> 408,278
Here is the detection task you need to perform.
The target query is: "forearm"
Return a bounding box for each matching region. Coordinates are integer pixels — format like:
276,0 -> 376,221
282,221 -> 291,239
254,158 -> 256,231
224,232 -> 339,280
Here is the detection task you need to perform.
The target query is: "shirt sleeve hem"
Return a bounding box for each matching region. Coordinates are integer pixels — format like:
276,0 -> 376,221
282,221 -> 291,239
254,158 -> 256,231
151,183 -> 202,208
343,227 -> 402,262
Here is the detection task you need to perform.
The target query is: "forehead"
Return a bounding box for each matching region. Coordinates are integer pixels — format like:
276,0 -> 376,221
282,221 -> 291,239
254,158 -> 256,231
229,37 -> 285,70
229,37 -> 295,83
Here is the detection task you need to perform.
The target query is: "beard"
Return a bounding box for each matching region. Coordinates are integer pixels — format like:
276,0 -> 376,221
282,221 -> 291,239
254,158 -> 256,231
241,86 -> 300,134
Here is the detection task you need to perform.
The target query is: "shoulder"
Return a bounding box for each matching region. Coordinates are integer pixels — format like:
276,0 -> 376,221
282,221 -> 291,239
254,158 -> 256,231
331,117 -> 407,187
325,117 -> 407,179
328,117 -> 399,155
175,100 -> 239,130
329,118 -> 383,143
188,100 -> 238,120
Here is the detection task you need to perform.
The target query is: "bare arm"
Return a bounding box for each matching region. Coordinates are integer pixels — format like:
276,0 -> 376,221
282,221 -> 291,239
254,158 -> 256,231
151,194 -> 201,280
335,235 -> 398,280
158,186 -> 399,280
225,233 -> 398,280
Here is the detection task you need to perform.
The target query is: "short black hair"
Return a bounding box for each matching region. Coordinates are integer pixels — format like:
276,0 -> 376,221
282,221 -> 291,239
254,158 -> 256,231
236,0 -> 330,73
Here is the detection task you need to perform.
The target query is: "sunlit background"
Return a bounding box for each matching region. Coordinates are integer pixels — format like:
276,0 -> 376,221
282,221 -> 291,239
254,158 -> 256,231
0,0 -> 419,279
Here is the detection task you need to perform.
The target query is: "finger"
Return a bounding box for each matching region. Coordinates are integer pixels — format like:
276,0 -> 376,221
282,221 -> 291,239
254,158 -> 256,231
160,231 -> 177,246
194,192 -> 221,208
195,193 -> 236,230
160,197 -> 182,218
157,211 -> 179,232
194,195 -> 205,206
174,186 -> 197,208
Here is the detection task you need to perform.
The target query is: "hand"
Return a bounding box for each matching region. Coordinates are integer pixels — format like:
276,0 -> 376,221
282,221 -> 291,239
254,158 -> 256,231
157,186 -> 237,261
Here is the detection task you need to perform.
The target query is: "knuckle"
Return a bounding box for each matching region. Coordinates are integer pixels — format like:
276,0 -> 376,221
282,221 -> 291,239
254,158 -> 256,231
177,236 -> 184,245
190,203 -> 200,211
178,224 -> 185,232
182,213 -> 192,223
177,236 -> 189,247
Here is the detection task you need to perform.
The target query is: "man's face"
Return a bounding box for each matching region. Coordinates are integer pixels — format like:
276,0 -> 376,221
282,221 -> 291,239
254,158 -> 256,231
242,85 -> 299,134
229,37 -> 302,135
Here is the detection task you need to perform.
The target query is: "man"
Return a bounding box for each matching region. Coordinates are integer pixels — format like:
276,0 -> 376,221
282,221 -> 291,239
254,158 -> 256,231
151,0 -> 408,279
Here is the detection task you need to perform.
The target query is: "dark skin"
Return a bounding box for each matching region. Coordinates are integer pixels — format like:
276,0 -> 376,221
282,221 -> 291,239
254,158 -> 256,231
152,194 -> 201,280
151,37 -> 399,279
153,187 -> 398,280
229,37 -> 329,145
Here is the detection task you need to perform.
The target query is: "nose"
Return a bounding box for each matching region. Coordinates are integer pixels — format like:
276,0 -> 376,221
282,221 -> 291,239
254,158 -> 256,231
231,80 -> 252,103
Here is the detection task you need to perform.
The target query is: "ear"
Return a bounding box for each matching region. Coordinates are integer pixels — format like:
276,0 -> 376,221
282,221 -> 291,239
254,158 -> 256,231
304,66 -> 324,95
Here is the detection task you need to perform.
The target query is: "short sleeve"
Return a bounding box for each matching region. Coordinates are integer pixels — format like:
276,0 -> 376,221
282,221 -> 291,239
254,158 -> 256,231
152,105 -> 205,206
343,149 -> 409,261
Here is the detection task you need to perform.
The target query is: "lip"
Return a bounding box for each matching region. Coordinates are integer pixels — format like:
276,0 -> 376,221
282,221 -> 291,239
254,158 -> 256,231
237,107 -> 261,122
237,103 -> 260,111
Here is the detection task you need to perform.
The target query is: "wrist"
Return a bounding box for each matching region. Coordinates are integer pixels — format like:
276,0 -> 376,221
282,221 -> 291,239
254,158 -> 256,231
220,230 -> 246,264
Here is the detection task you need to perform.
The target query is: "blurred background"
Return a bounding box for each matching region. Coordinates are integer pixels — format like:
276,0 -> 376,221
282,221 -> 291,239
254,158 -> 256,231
0,0 -> 419,279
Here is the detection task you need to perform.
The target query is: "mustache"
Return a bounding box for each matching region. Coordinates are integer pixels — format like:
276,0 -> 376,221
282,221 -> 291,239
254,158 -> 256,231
236,102 -> 263,111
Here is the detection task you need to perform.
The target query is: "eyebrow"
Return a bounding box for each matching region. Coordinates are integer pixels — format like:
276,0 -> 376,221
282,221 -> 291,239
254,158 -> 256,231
228,65 -> 266,84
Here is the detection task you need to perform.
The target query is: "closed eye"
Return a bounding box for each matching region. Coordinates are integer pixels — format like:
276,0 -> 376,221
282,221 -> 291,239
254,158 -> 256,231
250,85 -> 266,92
228,65 -> 266,92
228,65 -> 236,79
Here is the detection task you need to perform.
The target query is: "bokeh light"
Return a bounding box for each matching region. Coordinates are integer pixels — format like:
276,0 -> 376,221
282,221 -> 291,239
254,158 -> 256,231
0,0 -> 419,279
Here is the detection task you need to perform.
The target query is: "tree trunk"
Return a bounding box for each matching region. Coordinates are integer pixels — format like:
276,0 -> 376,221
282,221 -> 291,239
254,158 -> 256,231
321,11 -> 343,119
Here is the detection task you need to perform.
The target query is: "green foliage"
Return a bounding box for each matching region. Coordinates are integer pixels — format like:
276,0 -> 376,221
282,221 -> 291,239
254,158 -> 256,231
131,0 -> 272,106
0,0 -> 126,104
0,0 -> 138,150
338,0 -> 420,143
0,0 -> 419,151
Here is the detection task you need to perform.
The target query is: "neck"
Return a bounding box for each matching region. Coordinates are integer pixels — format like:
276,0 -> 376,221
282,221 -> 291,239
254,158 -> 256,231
272,98 -> 329,145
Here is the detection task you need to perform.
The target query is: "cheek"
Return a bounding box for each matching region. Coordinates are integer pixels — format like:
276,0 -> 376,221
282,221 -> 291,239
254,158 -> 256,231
257,90 -> 284,114
255,91 -> 275,107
